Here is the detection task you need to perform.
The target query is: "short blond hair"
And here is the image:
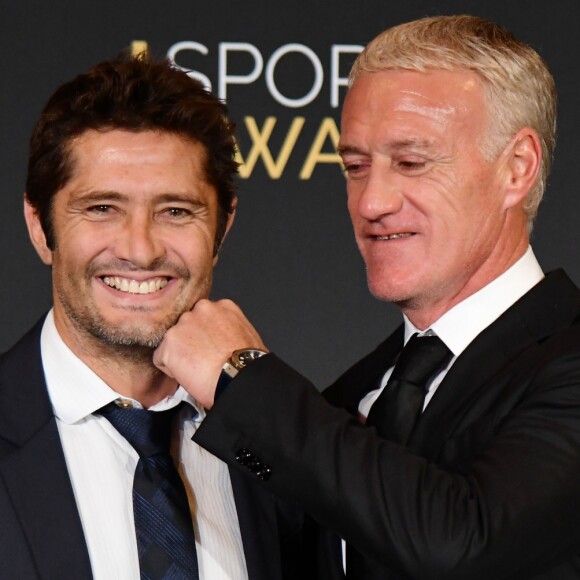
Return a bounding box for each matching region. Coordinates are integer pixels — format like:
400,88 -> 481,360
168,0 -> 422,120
350,15 -> 556,223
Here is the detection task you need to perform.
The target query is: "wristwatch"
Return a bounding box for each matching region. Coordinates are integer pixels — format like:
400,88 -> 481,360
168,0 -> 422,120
217,348 -> 268,397
222,348 -> 268,379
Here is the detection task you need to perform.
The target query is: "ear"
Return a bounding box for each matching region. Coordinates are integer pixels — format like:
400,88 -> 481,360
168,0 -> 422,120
213,196 -> 238,265
500,128 -> 542,210
24,196 -> 53,265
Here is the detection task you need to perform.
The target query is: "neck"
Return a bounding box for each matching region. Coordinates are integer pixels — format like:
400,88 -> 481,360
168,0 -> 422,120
61,332 -> 178,408
93,351 -> 178,409
402,234 -> 529,330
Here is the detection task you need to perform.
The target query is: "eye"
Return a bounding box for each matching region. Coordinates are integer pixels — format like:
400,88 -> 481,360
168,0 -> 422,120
166,207 -> 190,217
159,206 -> 197,222
395,158 -> 429,174
342,160 -> 369,178
88,204 -> 112,213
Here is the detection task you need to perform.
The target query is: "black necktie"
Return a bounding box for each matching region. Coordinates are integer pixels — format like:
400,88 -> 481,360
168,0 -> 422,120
98,401 -> 199,580
366,333 -> 452,444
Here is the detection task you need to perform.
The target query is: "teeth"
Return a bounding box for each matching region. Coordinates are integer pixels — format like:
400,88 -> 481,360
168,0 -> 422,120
102,276 -> 169,295
376,233 -> 413,240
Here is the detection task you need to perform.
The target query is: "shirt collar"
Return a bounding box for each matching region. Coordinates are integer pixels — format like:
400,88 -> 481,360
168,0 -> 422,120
41,310 -> 201,424
403,246 -> 544,357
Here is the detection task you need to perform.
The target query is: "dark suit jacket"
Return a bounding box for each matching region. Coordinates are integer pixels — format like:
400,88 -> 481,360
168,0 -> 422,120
0,318 -> 316,580
195,269 -> 580,579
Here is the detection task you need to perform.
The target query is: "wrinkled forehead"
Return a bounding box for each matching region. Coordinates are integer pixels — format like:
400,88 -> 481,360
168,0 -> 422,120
340,70 -> 489,151
344,69 -> 486,120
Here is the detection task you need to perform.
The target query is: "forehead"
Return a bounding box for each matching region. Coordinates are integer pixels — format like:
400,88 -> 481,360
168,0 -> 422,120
58,129 -> 217,205
67,129 -> 207,177
340,69 -> 487,145
68,129 -> 206,164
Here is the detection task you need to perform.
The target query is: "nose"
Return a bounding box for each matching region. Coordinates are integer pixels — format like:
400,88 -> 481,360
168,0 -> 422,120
114,213 -> 165,268
349,164 -> 404,222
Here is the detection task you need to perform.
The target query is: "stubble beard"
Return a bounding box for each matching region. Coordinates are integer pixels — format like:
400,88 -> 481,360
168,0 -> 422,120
60,297 -> 182,363
56,272 -> 211,363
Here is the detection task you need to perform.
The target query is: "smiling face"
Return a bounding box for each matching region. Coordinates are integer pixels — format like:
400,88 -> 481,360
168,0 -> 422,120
339,69 -> 531,327
26,129 -> 232,355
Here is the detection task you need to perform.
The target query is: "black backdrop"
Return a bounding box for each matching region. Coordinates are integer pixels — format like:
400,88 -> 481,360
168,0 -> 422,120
2,0 -> 580,387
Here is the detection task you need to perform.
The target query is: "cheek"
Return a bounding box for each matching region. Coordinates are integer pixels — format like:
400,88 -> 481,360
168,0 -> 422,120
345,179 -> 364,210
175,233 -> 216,271
54,220 -> 110,256
50,251 -> 88,288
410,181 -> 477,236
50,236 -> 114,291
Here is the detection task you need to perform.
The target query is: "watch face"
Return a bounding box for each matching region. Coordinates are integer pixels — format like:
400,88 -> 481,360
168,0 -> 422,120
232,349 -> 267,369
238,351 -> 255,364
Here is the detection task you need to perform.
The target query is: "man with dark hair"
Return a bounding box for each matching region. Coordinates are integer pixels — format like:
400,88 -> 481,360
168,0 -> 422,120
0,54 -> 314,580
153,15 -> 580,579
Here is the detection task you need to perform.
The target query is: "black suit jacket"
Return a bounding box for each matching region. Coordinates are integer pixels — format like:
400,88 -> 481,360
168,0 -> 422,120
195,270 -> 580,579
0,319 -> 316,580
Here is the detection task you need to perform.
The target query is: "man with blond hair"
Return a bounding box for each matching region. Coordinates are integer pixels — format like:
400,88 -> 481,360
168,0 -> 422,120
153,15 -> 580,579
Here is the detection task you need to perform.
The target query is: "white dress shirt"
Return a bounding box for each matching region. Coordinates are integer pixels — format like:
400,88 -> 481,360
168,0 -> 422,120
41,311 -> 248,580
358,246 -> 545,417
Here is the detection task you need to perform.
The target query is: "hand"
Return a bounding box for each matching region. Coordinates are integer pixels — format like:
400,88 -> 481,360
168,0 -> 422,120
153,299 -> 267,409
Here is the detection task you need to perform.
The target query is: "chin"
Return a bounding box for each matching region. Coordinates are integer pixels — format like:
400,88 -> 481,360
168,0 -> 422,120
69,307 -> 183,350
88,321 -> 169,349
366,272 -> 418,304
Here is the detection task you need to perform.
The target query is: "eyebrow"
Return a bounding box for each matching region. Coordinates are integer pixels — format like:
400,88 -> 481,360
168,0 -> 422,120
337,145 -> 364,157
154,193 -> 209,208
69,190 -> 209,208
337,138 -> 438,157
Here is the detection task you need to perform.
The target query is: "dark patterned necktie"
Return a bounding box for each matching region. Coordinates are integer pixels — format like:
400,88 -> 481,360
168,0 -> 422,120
366,333 -> 452,444
98,401 -> 199,580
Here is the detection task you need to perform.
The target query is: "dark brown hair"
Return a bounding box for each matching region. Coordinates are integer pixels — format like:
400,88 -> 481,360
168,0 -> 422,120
26,53 -> 238,252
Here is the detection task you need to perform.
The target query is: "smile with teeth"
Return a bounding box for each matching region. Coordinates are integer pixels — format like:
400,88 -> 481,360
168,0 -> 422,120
102,276 -> 169,295
374,233 -> 414,240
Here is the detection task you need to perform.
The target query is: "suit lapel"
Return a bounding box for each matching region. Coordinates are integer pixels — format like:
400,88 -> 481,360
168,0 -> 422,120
0,320 -> 93,578
410,270 -> 580,456
0,422 -> 93,578
325,324 -> 404,415
325,270 -> 580,461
